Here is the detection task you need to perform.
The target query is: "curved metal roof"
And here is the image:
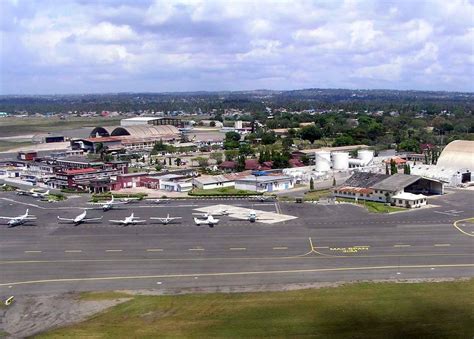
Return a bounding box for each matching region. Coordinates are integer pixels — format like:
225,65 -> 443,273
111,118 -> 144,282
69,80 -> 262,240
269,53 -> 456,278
110,125 -> 180,138
437,140 -> 474,171
90,126 -> 116,137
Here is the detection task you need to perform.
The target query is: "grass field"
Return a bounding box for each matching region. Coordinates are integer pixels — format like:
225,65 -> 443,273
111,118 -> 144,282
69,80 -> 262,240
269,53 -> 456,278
0,140 -> 33,152
337,198 -> 404,213
303,189 -> 331,201
0,117 -> 122,137
189,187 -> 261,196
39,280 -> 474,338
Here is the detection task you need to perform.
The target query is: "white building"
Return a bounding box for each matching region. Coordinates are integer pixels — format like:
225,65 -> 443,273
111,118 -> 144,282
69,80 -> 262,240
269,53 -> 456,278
193,175 -> 235,190
391,192 -> 427,208
235,175 -> 294,193
158,174 -> 193,192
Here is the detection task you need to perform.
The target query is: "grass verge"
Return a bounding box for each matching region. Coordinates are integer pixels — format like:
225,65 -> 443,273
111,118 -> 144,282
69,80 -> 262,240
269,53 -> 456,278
303,189 -> 331,201
38,280 -> 474,338
189,187 -> 262,196
337,197 -> 404,213
78,291 -> 132,301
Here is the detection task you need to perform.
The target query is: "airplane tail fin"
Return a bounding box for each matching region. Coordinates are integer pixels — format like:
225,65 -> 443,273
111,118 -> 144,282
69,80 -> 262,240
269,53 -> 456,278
26,209 -> 29,215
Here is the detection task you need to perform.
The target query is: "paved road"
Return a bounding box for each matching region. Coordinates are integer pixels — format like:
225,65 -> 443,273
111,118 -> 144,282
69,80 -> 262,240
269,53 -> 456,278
0,189 -> 472,296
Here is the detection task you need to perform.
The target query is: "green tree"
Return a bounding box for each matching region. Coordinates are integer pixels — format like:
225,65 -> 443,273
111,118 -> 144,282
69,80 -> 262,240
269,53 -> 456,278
239,142 -> 254,156
332,177 -> 336,187
261,132 -> 277,145
385,163 -> 390,175
223,131 -> 241,149
390,159 -> 398,175
193,157 -> 209,168
309,177 -> 314,190
333,135 -> 355,147
237,155 -> 246,171
282,137 -> 293,150
175,158 -> 182,166
224,150 -> 239,161
404,164 -> 411,174
300,125 -> 322,144
210,152 -> 223,164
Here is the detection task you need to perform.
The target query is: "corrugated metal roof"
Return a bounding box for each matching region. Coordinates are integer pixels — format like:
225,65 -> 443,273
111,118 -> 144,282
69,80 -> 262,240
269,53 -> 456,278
370,173 -> 421,191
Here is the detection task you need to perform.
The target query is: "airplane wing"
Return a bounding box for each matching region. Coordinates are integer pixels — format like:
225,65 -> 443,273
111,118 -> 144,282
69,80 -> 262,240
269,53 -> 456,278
0,216 -> 14,220
132,220 -> 147,223
109,220 -> 125,224
57,217 -> 75,222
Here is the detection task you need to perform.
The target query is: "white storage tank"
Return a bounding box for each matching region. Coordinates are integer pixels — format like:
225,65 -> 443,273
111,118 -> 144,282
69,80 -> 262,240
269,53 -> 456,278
315,151 -> 331,172
332,152 -> 349,170
358,149 -> 374,164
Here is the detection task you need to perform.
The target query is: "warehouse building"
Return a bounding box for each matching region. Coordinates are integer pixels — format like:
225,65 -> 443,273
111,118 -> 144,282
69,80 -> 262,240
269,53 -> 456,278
333,172 -> 443,207
410,140 -> 474,186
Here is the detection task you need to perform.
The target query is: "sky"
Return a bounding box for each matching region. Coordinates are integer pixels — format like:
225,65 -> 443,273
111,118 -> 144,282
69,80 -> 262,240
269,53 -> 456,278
1,0 -> 473,94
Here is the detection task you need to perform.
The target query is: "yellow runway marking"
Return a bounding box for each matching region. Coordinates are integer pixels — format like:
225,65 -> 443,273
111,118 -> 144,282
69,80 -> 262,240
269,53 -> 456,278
24,251 -> 42,253
105,250 -> 123,252
273,247 -> 288,250
393,245 -> 411,248
146,249 -> 163,252
453,218 -> 474,237
1,264 -> 473,287
229,248 -> 246,251
434,244 -> 451,247
64,250 -> 82,253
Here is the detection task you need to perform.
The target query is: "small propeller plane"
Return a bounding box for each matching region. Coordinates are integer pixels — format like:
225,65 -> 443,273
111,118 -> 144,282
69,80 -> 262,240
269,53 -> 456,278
0,209 -> 37,227
109,212 -> 146,226
194,214 -> 219,226
16,188 -> 50,198
232,210 -> 272,223
91,195 -> 129,211
57,210 -> 103,225
150,214 -> 182,225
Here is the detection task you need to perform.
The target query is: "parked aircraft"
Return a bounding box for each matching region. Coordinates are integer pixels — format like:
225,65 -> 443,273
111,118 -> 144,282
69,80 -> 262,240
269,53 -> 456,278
0,209 -> 37,227
194,214 -> 219,226
16,189 -> 50,198
57,210 -> 103,225
91,195 -> 129,211
150,214 -> 182,225
233,210 -> 271,223
109,213 -> 146,226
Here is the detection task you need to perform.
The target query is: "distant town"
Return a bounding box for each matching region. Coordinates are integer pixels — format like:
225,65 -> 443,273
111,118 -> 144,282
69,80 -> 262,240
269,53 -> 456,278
0,89 -> 472,208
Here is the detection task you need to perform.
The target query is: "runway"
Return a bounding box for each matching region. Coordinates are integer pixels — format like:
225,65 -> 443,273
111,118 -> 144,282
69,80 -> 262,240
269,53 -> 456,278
0,190 -> 472,295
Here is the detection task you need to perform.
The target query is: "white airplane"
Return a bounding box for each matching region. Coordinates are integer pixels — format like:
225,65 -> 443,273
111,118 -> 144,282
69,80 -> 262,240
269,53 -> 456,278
194,214 -> 219,226
0,209 -> 37,227
91,195 -> 129,211
57,210 -> 103,225
16,189 -> 50,198
109,213 -> 146,226
150,214 -> 182,225
234,210 -> 271,223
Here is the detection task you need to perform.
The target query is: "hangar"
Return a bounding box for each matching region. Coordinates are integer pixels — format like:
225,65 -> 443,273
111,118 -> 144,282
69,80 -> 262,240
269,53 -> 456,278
73,125 -> 180,152
90,125 -> 179,140
410,140 -> 473,186
333,172 -> 443,207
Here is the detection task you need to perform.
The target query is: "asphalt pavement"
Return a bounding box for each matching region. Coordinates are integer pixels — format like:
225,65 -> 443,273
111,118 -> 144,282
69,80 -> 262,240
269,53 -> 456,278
0,189 -> 472,296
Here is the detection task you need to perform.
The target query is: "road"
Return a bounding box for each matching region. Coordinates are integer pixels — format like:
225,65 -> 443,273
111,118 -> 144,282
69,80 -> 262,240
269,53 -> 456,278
0,189 -> 472,296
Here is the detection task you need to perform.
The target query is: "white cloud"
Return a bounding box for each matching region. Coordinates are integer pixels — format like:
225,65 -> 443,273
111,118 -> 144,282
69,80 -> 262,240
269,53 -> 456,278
1,0 -> 473,93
